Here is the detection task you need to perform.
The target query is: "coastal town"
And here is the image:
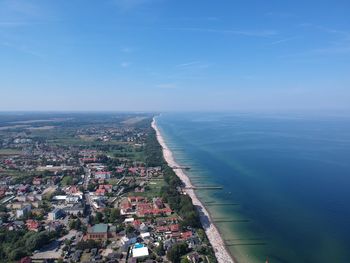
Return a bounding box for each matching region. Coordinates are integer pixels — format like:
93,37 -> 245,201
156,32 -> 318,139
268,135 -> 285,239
0,113 -> 218,263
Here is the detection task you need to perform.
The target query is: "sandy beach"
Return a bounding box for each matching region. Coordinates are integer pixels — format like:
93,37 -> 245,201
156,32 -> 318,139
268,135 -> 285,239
152,118 -> 235,263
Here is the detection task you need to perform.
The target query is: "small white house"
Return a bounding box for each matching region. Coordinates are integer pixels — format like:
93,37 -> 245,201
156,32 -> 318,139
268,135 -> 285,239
140,232 -> 150,239
16,204 -> 31,218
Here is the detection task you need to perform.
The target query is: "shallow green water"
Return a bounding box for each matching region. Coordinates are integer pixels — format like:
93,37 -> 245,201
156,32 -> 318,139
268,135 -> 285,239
157,112 -> 350,263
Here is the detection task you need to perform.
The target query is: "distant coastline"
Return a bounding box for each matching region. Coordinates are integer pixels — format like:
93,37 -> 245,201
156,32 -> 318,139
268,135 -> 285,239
152,117 -> 235,263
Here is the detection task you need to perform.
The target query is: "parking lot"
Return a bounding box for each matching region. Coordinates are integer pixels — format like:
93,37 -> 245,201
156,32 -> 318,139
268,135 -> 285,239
31,230 -> 78,260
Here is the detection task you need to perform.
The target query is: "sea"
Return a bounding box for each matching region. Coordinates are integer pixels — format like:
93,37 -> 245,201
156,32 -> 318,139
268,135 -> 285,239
156,112 -> 350,263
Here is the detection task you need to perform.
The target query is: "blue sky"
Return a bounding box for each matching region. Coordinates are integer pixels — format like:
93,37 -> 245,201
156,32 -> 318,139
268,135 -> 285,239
0,0 -> 349,111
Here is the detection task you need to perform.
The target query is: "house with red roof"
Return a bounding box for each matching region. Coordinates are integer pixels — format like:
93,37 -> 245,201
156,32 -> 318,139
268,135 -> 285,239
128,196 -> 146,204
17,185 -> 30,194
32,177 -> 42,186
153,198 -> 165,209
95,188 -> 106,196
99,184 -> 112,192
116,167 -> 125,174
0,189 -> 5,199
180,231 -> 193,240
170,224 -> 179,232
67,185 -> 80,195
133,219 -> 142,229
120,200 -> 133,215
128,167 -> 138,174
26,219 -> 40,232
20,256 -> 32,263
137,207 -> 172,218
80,157 -> 97,163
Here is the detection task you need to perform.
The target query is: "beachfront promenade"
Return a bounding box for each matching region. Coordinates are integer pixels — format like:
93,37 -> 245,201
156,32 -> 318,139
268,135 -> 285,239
152,118 -> 235,263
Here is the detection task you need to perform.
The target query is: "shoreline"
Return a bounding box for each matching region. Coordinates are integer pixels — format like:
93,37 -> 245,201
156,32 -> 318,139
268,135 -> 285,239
152,117 -> 236,263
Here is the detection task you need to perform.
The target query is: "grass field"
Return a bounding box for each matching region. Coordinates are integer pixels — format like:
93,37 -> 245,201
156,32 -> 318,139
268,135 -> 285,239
122,116 -> 148,125
129,179 -> 165,198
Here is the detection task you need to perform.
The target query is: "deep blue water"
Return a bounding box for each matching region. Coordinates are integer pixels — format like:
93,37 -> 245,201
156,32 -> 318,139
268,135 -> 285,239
156,112 -> 350,263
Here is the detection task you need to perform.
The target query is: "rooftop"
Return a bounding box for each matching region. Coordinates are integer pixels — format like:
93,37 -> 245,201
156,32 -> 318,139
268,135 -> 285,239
132,245 -> 149,258
90,223 -> 108,233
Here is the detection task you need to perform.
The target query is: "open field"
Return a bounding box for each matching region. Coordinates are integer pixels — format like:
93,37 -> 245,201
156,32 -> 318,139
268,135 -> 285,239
122,116 -> 148,125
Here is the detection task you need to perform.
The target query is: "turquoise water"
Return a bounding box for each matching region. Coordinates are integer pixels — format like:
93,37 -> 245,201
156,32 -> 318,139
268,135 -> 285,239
134,243 -> 144,248
156,112 -> 350,263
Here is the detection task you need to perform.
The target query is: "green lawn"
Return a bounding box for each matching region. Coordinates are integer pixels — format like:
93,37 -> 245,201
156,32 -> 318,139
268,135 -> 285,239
129,179 -> 165,198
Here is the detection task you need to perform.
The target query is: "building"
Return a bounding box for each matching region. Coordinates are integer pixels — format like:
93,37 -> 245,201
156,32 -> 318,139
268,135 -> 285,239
153,198 -> 164,209
94,171 -> 111,180
87,223 -> 108,240
20,256 -> 32,263
120,200 -> 133,215
48,208 -> 63,221
64,204 -> 84,216
66,195 -> 80,204
128,196 -> 145,204
16,204 -> 31,218
121,235 -> 137,246
26,219 -> 40,231
132,243 -> 149,258
140,232 -> 150,239
66,186 -> 81,195
95,184 -> 113,196
32,177 -> 42,186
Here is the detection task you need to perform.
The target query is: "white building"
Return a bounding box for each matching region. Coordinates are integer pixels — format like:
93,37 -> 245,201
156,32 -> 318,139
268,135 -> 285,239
16,204 -> 31,218
132,244 -> 149,258
48,208 -> 63,220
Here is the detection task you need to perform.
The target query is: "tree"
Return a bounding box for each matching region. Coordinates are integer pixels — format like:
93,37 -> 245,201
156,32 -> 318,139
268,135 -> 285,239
69,218 -> 82,230
166,243 -> 189,263
94,212 -> 103,224
61,176 -> 73,186
69,219 -> 76,230
76,240 -> 101,250
9,248 -> 26,261
126,225 -> 135,235
25,231 -> 50,252
109,208 -> 120,223
155,241 -> 165,256
88,183 -> 97,192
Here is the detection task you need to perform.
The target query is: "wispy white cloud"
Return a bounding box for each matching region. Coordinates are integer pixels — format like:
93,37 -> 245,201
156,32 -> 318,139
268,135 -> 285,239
168,27 -> 277,37
278,24 -> 350,58
299,23 -> 350,39
0,0 -> 43,20
312,45 -> 350,55
269,36 -> 299,45
175,61 -> 210,70
0,41 -> 44,58
120,61 -> 131,68
176,61 -> 201,68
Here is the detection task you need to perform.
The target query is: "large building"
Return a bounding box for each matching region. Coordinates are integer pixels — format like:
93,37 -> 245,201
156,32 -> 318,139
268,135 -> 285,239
64,204 -> 84,216
16,204 -> 31,218
87,223 -> 108,240
132,243 -> 149,259
48,208 -> 63,221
